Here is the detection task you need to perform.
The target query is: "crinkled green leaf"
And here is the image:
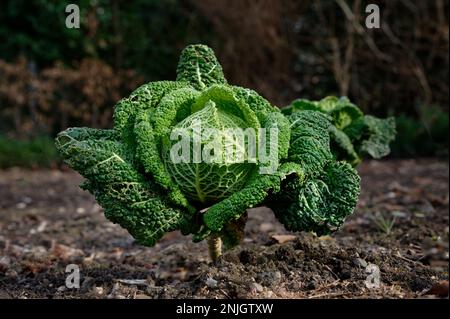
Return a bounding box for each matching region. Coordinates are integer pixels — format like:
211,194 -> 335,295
113,81 -> 189,135
151,87 -> 201,136
283,96 -> 363,130
329,125 -> 360,166
191,84 -> 260,130
232,86 -> 278,122
281,98 -> 319,115
344,115 -> 396,159
176,44 -> 227,90
203,171 -> 281,232
55,127 -> 184,246
326,97 -> 363,130
270,161 -> 360,235
261,111 -> 291,161
288,111 -> 333,176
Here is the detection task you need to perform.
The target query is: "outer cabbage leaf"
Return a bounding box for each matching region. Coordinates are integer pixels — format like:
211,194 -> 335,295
326,97 -> 363,130
232,86 -> 279,122
281,98 -> 319,115
329,125 -> 360,166
269,161 -> 360,235
151,87 -> 201,136
114,81 -> 189,134
288,111 -> 333,176
344,115 -> 396,159
257,112 -> 291,174
283,96 -> 363,130
202,171 -> 281,232
55,127 -> 185,246
176,44 -> 227,90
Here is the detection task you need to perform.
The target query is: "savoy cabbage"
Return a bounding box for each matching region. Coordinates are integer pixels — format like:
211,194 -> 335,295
283,96 -> 396,166
55,44 -> 370,261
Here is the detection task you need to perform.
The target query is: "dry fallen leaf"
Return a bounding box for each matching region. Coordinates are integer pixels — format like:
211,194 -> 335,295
270,234 -> 296,244
52,243 -> 84,260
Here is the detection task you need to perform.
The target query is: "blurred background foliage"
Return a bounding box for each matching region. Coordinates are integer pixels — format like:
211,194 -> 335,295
0,0 -> 448,167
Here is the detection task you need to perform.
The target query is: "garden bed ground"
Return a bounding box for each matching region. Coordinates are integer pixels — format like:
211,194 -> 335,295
0,159 -> 448,299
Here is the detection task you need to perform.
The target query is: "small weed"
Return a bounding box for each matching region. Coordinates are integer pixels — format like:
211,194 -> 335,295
372,213 -> 397,235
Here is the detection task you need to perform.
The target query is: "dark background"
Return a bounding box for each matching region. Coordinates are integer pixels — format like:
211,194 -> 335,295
0,0 -> 448,167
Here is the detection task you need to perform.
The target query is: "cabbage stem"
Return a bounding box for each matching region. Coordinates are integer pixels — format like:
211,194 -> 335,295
207,234 -> 222,263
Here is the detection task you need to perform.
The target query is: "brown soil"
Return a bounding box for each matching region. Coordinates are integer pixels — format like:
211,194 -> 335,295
0,159 -> 448,299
